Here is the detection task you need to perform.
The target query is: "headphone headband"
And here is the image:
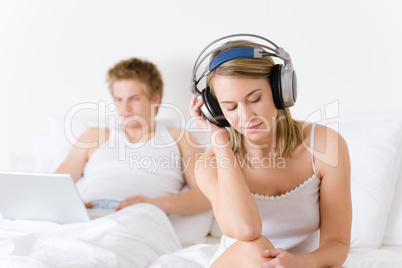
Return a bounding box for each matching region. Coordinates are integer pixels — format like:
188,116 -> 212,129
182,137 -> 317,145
209,47 -> 262,72
190,34 -> 293,95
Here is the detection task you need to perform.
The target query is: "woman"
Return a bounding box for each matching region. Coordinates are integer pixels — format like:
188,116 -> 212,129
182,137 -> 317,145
190,37 -> 351,267
57,57 -> 211,215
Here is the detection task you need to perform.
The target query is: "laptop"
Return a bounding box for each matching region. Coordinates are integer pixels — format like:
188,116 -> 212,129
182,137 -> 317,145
0,171 -> 114,224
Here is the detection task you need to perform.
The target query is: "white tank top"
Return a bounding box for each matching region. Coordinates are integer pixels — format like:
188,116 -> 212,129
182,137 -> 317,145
75,122 -> 185,203
210,124 -> 320,262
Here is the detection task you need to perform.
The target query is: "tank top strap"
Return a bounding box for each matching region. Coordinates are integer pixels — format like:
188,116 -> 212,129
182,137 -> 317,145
152,121 -> 177,147
310,123 -> 316,175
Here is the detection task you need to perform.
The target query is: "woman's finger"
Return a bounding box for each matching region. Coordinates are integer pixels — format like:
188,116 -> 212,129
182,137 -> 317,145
189,95 -> 197,111
189,96 -> 204,116
259,248 -> 282,258
193,97 -> 204,110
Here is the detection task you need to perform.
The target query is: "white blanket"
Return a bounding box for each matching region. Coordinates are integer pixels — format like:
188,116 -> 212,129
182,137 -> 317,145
2,204 -> 402,268
0,203 -> 182,268
149,244 -> 402,268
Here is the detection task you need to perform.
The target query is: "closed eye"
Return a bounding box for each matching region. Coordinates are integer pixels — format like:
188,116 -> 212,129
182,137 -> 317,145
250,96 -> 261,103
227,105 -> 237,112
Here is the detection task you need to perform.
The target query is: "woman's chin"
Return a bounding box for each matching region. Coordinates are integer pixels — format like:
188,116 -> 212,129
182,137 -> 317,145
241,131 -> 271,146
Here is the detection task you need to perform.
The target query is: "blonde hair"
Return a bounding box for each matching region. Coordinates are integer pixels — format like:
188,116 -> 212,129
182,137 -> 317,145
207,41 -> 301,158
107,58 -> 163,112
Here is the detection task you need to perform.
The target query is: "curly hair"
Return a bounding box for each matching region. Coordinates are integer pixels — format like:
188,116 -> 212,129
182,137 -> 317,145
107,58 -> 163,102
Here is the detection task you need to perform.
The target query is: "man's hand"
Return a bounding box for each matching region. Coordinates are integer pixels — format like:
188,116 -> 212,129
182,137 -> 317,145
115,195 -> 156,211
85,202 -> 94,208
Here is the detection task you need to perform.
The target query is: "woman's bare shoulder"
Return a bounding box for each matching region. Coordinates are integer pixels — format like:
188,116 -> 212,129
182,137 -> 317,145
299,121 -> 346,148
300,121 -> 349,174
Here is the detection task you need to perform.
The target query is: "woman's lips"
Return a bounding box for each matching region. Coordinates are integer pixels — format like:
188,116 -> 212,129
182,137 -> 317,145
244,122 -> 263,132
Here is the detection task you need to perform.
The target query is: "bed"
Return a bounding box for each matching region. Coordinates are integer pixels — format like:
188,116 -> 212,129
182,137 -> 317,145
3,109 -> 402,267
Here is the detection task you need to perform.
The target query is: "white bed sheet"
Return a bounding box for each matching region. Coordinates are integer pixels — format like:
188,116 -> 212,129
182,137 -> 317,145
344,248 -> 402,268
149,243 -> 218,268
380,244 -> 402,255
149,242 -> 402,268
0,203 -> 182,268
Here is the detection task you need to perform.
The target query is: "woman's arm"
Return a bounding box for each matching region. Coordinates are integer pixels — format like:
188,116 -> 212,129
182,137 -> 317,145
306,125 -> 352,266
196,144 -> 262,241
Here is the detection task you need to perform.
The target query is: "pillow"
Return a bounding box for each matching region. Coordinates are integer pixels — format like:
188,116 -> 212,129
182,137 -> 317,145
383,168 -> 402,245
344,248 -> 402,267
8,153 -> 36,172
8,153 -> 57,173
328,111 -> 402,249
383,116 -> 402,245
209,216 -> 223,238
169,211 -> 213,247
31,114 -> 102,171
168,186 -> 213,247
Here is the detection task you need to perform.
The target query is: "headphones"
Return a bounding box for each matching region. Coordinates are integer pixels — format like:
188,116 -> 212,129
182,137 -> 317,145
190,33 -> 297,127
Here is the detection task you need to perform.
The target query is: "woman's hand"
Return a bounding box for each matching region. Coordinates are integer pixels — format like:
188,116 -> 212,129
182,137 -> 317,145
115,195 -> 156,211
189,95 -> 230,148
258,248 -> 305,268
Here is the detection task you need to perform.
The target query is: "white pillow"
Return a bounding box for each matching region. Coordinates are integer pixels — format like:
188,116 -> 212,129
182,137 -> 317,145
344,248 -> 402,267
209,216 -> 223,238
32,114 -> 101,171
8,153 -> 57,173
330,112 -> 402,249
8,153 -> 36,172
383,167 -> 402,245
169,211 -> 213,247
168,186 -> 213,247
383,114 -> 402,245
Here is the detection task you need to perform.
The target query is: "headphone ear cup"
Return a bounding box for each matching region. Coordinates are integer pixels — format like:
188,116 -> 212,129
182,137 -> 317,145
270,64 -> 285,110
201,88 -> 230,127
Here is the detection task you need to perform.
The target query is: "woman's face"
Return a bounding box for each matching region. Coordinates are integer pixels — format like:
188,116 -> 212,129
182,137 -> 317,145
112,79 -> 160,129
212,75 -> 278,143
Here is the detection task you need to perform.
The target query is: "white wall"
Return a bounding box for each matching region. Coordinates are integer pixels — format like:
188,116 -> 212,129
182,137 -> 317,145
1,0 -> 401,169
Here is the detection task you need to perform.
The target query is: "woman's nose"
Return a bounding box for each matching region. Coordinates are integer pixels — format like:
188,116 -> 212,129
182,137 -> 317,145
238,102 -> 254,123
